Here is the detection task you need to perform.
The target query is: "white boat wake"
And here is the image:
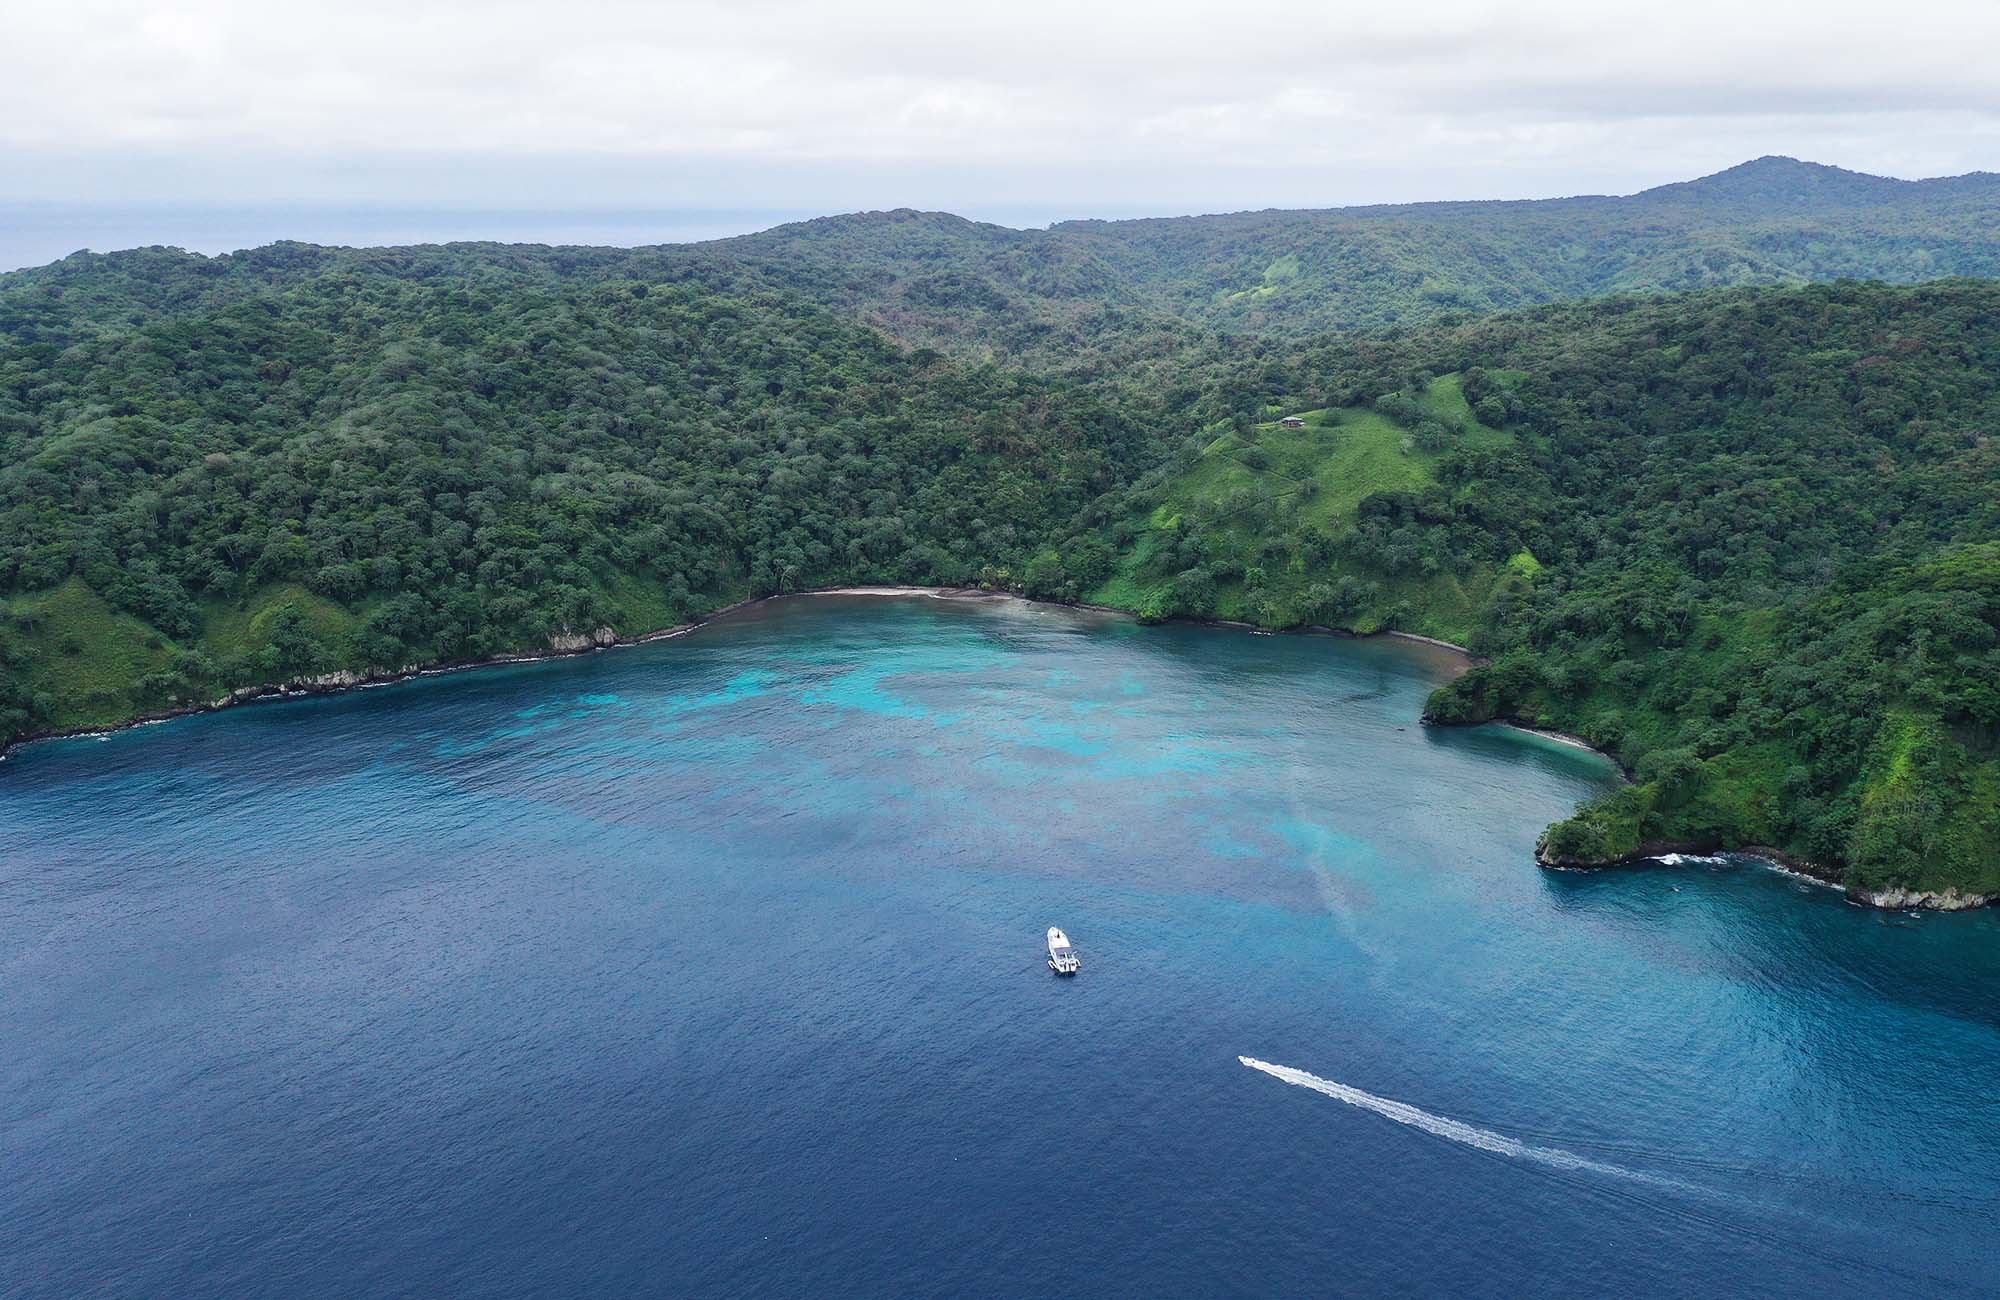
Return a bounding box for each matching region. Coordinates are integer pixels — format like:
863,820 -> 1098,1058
1238,1056 -> 1967,1292
1237,1056 -> 1694,1194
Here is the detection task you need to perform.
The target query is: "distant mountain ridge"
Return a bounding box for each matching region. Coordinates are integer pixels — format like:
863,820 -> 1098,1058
712,157 -> 2000,353
1632,154 -> 2000,209
19,158 -> 1998,369
1054,155 -> 2000,223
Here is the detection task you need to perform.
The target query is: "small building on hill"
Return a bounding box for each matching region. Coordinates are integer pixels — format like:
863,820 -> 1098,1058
1280,416 -> 1306,428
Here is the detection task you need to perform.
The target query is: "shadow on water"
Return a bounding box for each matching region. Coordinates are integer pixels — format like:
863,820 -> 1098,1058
1537,856 -> 2000,1031
1419,717 -> 1623,784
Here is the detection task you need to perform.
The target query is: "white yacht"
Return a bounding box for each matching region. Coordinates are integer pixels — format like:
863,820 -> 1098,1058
1047,927 -> 1080,975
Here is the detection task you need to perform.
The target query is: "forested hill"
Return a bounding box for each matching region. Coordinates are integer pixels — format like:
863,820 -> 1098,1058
3,226 -> 1999,902
945,275 -> 1994,903
0,243 -> 1185,753
17,157 -> 1996,374
718,157 -> 2000,353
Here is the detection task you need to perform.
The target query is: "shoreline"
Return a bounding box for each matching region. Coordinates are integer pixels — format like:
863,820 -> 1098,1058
1480,717 -> 1634,782
0,585 -> 935,758
12,584 -> 1983,913
1537,836 -> 1997,912
1,584 -> 1481,762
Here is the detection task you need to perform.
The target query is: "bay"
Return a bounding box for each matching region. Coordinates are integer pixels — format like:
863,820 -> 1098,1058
3,595 -> 1995,1297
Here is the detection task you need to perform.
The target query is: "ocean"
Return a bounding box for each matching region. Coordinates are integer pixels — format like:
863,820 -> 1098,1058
3,595 -> 1995,1297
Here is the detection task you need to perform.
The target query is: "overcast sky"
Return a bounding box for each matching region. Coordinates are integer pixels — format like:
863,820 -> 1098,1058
7,0 -> 2000,219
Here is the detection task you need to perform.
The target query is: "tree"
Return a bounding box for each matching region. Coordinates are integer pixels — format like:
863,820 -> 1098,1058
1022,550 -> 1068,598
263,605 -> 329,679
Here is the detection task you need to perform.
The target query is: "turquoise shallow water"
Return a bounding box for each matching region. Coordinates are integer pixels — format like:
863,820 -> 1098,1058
3,595 -> 1996,1297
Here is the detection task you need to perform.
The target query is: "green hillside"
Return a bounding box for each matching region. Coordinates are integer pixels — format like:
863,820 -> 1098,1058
0,245 -> 1173,743
1086,376 -> 1519,642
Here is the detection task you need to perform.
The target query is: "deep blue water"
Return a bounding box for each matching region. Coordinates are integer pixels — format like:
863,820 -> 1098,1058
3,595 -> 1996,1298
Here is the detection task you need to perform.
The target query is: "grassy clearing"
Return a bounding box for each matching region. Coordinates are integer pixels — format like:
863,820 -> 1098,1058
1847,709 -> 2000,894
1187,409 -> 1429,527
1224,254 -> 1303,302
1087,373 -> 1518,642
201,584 -> 361,663
4,580 -> 177,729
1201,377 -> 1507,527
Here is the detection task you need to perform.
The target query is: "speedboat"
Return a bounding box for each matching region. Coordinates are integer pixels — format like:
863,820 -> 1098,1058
1047,927 -> 1080,975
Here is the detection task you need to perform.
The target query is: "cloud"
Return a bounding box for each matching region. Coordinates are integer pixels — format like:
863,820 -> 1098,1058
4,0 -> 1998,209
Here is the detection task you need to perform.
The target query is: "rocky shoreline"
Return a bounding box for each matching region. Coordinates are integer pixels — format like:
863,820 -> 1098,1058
1534,835 -> 1996,912
1417,712 -> 1997,912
